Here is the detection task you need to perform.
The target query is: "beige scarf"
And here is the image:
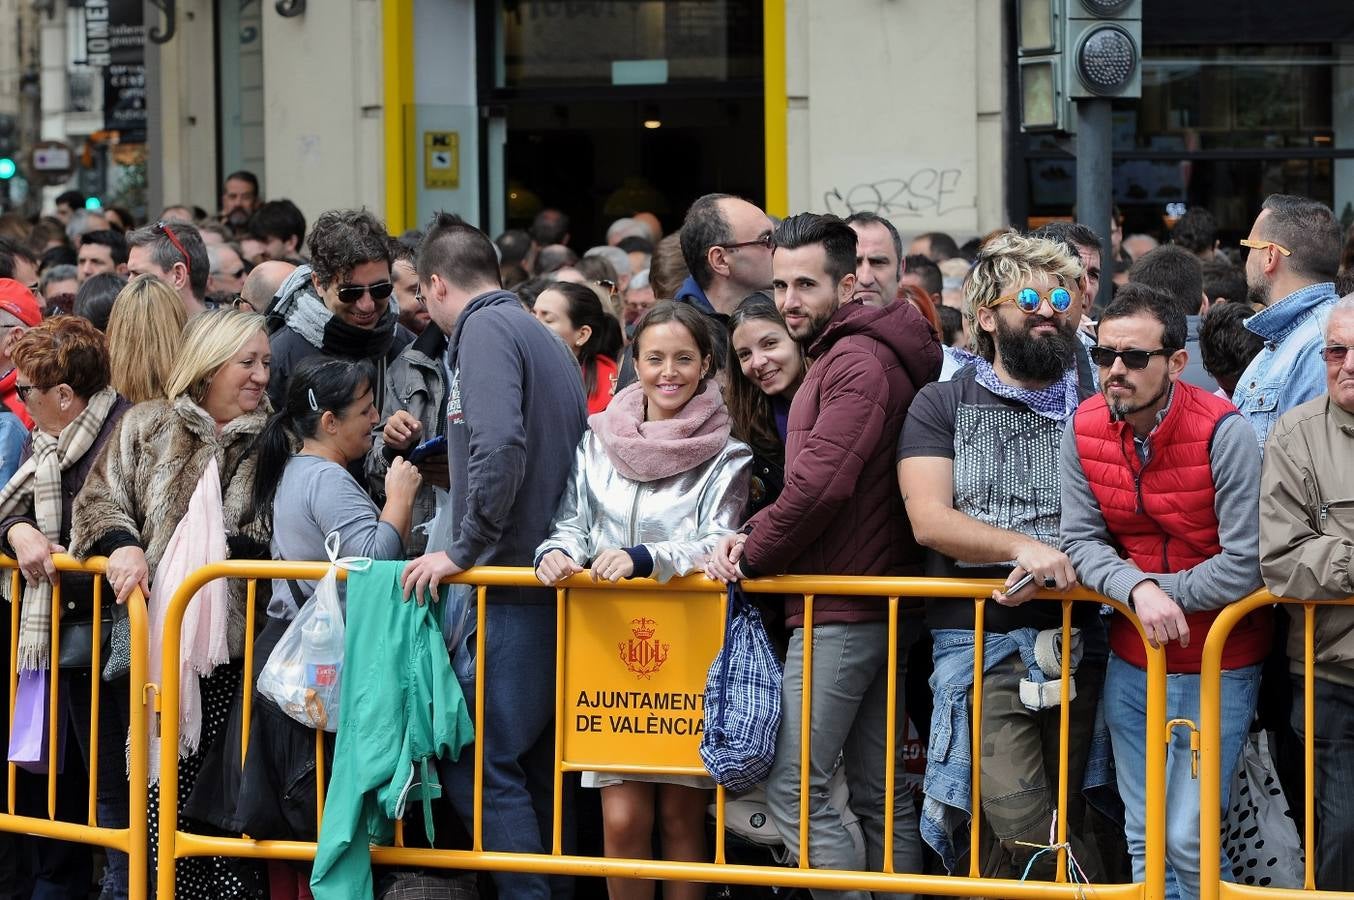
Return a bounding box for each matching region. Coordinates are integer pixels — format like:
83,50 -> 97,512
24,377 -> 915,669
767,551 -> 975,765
0,387 -> 120,670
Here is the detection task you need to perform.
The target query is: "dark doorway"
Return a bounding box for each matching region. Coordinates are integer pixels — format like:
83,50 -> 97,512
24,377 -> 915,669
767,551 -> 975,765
502,95 -> 765,245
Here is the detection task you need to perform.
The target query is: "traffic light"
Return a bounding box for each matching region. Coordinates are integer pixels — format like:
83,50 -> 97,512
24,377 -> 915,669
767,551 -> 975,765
0,114 -> 15,180
1015,0 -> 1142,133
1064,0 -> 1141,101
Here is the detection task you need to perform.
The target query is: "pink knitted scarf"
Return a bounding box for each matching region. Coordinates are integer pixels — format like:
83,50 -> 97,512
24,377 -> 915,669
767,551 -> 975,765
590,380 -> 731,482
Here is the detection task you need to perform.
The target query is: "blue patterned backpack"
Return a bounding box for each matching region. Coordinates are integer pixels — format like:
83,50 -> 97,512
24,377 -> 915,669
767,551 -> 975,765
699,585 -> 783,793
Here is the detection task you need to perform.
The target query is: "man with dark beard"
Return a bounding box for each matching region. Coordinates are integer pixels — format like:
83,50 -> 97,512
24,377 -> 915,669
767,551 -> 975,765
1061,283 -> 1267,900
897,230 -> 1106,879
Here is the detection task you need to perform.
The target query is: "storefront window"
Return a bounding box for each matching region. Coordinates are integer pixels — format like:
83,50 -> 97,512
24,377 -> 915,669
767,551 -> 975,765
497,0 -> 762,88
1023,42 -> 1354,239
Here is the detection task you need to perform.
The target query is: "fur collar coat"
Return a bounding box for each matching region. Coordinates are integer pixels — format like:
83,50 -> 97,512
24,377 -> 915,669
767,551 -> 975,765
71,395 -> 269,653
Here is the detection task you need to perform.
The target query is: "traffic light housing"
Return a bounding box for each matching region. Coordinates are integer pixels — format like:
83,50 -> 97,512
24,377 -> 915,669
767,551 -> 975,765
0,114 -> 15,179
1064,0 -> 1141,100
1015,0 -> 1142,133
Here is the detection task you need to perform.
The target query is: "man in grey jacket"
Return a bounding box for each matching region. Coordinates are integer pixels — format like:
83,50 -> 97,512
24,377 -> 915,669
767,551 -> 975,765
1061,284 -> 1267,900
1259,295 -> 1354,891
402,212 -> 587,900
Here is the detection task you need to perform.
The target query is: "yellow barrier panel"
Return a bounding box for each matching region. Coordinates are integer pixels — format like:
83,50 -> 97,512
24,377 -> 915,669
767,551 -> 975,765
153,561 -> 1172,900
0,553 -> 150,900
1199,589 -> 1354,900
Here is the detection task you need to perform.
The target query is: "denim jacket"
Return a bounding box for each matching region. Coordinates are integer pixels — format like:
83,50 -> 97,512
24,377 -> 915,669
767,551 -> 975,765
1233,282 -> 1340,449
923,628 -> 1112,873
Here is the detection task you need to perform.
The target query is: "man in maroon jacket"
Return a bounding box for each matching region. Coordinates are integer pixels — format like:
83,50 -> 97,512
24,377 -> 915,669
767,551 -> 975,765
709,213 -> 941,893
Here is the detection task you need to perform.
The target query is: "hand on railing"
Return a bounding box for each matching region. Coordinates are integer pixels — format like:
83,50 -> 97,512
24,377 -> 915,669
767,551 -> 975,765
994,541 -> 1078,606
535,550 -> 582,586
107,545 -> 151,605
7,523 -> 64,585
1130,580 -> 1191,649
703,532 -> 746,584
589,549 -> 635,583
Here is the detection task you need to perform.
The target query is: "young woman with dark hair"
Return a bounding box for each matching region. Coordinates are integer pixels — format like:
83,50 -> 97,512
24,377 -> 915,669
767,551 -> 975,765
532,280 -> 624,413
534,300 -> 751,900
725,294 -> 805,514
235,355 -> 422,898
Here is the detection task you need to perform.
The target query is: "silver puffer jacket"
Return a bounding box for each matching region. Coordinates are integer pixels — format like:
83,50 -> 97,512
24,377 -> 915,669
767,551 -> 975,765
536,430 -> 752,582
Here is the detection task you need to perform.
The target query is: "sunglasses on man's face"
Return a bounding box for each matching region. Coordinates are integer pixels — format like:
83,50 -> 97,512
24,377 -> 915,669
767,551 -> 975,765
335,281 -> 394,304
1089,345 -> 1174,370
1321,344 -> 1351,364
993,286 -> 1075,315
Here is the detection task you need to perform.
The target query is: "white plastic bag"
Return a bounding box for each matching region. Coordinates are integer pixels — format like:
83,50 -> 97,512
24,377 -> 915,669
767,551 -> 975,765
257,533 -> 369,732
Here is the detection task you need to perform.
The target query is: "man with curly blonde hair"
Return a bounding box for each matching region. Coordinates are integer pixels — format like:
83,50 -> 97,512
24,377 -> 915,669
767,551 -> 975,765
898,231 -> 1106,878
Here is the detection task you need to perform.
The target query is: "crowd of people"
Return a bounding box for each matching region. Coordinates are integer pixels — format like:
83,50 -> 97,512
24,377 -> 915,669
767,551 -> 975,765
0,176 -> 1352,900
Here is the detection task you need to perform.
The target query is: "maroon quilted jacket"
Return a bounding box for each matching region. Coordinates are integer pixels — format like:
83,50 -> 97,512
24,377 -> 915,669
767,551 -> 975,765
740,299 -> 941,626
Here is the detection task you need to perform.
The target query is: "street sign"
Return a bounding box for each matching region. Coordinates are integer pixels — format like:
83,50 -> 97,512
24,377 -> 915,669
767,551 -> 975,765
423,131 -> 459,190
31,143 -> 73,173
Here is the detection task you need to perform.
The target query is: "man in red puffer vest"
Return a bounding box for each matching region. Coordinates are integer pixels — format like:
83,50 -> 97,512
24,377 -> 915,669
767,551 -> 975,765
1061,283 -> 1270,900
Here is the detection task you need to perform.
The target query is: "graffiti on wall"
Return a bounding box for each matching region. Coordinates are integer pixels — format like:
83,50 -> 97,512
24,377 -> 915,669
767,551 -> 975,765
822,167 -> 974,220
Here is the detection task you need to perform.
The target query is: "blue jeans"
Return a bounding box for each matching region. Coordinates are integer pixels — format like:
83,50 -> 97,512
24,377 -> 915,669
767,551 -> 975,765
1290,673 -> 1354,891
437,600 -> 567,900
1103,653 -> 1260,900
766,620 -> 922,900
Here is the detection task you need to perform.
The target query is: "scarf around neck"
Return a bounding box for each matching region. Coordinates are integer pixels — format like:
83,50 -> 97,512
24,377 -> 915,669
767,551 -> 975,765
972,356 -> 1081,422
287,291 -> 398,360
0,386 -> 121,670
591,380 -> 731,482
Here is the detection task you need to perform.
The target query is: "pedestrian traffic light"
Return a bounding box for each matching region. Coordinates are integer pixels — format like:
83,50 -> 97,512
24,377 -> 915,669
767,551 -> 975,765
0,159 -> 15,180
1015,0 -> 1068,131
1015,0 -> 1141,132
85,196 -> 102,210
0,113 -> 15,160
1063,0 -> 1141,100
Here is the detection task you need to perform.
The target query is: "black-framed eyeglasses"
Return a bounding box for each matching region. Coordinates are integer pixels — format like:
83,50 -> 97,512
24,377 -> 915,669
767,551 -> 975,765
1322,344 -> 1351,364
718,233 -> 773,251
1089,345 -> 1175,370
335,281 -> 394,304
413,290 -> 427,309
155,221 -> 192,274
15,383 -> 40,402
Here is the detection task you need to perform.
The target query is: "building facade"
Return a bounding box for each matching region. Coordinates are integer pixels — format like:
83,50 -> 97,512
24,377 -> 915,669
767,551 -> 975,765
5,0 -> 1353,251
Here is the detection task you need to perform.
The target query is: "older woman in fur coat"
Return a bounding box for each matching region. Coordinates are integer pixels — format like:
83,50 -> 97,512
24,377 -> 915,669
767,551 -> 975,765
71,308 -> 272,900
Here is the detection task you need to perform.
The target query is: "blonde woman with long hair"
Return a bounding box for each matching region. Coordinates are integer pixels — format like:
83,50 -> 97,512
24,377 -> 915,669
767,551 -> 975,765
105,273 -> 188,403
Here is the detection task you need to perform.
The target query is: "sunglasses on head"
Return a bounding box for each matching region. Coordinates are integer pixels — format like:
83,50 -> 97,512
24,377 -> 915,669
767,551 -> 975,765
335,281 -> 394,304
1089,345 -> 1174,370
993,286 -> 1074,315
155,221 -> 192,274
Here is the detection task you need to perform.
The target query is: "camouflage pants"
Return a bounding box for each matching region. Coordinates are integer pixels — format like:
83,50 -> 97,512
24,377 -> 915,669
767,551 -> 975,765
972,654 -> 1104,881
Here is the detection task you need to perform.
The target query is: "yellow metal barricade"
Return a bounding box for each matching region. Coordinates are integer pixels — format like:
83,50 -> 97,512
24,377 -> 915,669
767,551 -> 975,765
1200,589 -> 1354,900
0,553 -> 150,900
154,562 -> 1170,900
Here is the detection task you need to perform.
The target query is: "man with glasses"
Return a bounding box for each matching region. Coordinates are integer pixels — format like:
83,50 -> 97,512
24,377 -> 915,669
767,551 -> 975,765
206,242 -> 248,297
126,220 -> 211,315
266,208 -> 413,410
1259,296 -> 1354,892
1062,283 -> 1268,900
1234,194 -> 1344,447
617,193 -> 774,388
897,231 -> 1105,880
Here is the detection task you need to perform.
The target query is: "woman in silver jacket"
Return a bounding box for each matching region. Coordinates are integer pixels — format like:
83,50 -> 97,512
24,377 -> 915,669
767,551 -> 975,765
535,300 -> 750,900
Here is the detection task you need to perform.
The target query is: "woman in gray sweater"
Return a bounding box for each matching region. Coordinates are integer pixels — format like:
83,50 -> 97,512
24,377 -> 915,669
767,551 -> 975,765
230,355 -> 421,893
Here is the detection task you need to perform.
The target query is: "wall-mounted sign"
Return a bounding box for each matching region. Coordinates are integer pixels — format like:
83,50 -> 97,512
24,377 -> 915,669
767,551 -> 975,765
424,131 -> 459,190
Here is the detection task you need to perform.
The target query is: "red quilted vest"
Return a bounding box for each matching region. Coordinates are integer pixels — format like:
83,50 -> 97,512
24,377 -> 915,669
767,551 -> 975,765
1073,381 -> 1270,672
